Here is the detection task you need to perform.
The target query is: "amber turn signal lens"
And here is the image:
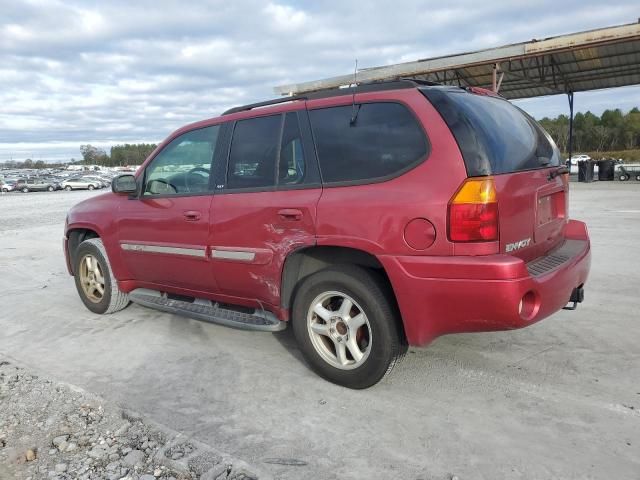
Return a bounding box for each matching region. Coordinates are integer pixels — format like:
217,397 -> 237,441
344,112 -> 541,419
448,177 -> 499,242
451,177 -> 497,204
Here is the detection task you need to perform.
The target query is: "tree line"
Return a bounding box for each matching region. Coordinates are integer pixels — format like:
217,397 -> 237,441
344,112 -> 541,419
0,144 -> 157,170
538,107 -> 640,154
3,107 -> 640,170
80,143 -> 157,167
69,109 -> 640,165
0,158 -> 53,169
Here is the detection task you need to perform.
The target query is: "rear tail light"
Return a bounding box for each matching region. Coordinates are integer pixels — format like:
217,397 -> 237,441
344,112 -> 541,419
448,177 -> 499,242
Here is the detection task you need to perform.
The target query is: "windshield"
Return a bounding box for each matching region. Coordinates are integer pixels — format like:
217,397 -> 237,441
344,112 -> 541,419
420,87 -> 560,176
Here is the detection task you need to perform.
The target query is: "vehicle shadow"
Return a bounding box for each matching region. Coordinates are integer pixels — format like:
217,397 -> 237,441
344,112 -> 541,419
271,326 -> 307,365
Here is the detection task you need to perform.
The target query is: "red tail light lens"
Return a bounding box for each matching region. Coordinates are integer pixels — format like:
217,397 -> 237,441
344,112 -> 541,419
448,177 -> 499,242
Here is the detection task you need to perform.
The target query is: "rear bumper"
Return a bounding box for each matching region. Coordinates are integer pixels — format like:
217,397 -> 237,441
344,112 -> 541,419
380,219 -> 591,346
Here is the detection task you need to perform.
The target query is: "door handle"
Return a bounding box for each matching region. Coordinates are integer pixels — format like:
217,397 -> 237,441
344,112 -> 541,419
183,210 -> 201,221
278,208 -> 303,221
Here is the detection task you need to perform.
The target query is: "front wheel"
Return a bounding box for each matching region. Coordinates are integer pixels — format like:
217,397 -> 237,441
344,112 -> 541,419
65,185 -> 72,191
88,184 -> 95,190
292,265 -> 406,389
48,186 -> 54,192
73,238 -> 130,314
21,187 -> 29,193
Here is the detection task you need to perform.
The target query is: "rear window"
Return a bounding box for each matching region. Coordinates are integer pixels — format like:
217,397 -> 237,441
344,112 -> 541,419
309,102 -> 428,184
421,88 -> 560,176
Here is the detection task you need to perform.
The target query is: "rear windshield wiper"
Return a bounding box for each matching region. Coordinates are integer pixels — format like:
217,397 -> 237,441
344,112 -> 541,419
548,165 -> 569,180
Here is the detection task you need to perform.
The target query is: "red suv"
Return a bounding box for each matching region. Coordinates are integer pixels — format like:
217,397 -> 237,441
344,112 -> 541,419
64,80 -> 590,389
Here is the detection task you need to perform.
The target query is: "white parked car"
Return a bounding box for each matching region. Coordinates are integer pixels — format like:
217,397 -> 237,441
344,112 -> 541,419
1,179 -> 17,192
568,154 -> 591,165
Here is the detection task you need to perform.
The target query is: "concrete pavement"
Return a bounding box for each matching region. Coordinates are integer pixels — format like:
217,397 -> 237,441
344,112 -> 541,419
1,184 -> 639,479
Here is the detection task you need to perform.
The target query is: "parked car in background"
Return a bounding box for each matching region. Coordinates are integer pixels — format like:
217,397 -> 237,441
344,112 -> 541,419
60,177 -> 102,191
15,178 -> 59,192
64,79 -> 591,389
568,154 -> 591,165
1,179 -> 17,192
82,176 -> 108,188
40,177 -> 64,190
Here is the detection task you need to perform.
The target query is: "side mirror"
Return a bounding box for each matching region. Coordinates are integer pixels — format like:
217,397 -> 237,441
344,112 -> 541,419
112,174 -> 138,195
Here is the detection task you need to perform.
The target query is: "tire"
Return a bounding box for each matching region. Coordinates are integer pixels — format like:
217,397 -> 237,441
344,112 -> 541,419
88,184 -> 95,190
48,186 -> 54,192
21,187 -> 29,193
65,186 -> 72,191
619,175 -> 628,181
73,238 -> 130,315
292,265 -> 406,389
636,175 -> 640,182
1,188 -> 7,193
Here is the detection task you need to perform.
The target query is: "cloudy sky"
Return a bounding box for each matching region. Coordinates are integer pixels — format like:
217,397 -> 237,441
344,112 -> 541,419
1,0 -> 639,163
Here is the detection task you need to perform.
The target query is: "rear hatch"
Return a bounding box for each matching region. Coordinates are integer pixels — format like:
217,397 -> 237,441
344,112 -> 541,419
421,86 -> 567,261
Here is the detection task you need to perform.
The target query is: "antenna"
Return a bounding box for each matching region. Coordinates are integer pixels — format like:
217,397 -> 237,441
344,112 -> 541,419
350,59 -> 361,126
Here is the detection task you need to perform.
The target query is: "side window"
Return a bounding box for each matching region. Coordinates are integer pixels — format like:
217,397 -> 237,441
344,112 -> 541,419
309,103 -> 428,184
227,115 -> 281,189
144,125 -> 219,196
279,112 -> 306,185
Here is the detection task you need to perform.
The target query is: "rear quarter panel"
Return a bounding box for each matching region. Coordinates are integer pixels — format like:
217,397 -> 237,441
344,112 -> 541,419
312,89 -> 467,257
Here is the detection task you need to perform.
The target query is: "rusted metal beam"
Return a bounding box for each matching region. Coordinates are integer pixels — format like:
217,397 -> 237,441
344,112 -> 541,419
274,21 -> 640,96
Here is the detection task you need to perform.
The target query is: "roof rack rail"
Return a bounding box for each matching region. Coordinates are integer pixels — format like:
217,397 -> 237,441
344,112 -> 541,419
397,77 -> 443,87
222,78 -> 447,116
222,95 -> 307,116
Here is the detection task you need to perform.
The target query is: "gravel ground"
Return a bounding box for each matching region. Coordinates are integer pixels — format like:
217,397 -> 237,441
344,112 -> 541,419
0,358 -> 266,480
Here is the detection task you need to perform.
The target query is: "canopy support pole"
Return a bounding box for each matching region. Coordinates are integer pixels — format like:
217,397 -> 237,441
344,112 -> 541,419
492,63 -> 504,93
567,91 -> 574,162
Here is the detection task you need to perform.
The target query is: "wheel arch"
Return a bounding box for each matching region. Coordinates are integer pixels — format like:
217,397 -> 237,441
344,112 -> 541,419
66,227 -> 101,274
280,245 -> 405,338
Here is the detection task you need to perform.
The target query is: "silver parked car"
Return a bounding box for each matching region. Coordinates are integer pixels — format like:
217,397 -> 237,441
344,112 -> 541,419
60,177 -> 102,191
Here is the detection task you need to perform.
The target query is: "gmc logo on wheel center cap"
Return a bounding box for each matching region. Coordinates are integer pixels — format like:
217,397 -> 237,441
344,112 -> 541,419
506,238 -> 532,253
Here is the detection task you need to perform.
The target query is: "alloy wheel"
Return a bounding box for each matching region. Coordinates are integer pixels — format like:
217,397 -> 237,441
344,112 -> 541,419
306,291 -> 372,370
79,254 -> 105,303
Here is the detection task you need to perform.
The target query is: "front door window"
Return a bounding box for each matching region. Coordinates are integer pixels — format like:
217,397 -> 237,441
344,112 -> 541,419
144,125 -> 220,196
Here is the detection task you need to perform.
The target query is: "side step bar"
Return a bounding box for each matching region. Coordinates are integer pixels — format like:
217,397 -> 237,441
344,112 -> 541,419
129,289 -> 286,332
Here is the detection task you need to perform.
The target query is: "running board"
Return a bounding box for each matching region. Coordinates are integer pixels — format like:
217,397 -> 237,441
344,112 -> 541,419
128,289 -> 286,332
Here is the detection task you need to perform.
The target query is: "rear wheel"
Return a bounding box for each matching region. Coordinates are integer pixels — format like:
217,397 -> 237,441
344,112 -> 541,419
74,238 -> 130,314
292,265 -> 406,389
21,187 -> 29,193
47,186 -> 54,192
636,175 -> 640,182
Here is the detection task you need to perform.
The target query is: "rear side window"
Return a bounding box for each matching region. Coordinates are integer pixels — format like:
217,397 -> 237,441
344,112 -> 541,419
279,112 -> 306,185
309,102 -> 428,184
226,112 -> 311,190
227,115 -> 281,189
421,88 -> 560,176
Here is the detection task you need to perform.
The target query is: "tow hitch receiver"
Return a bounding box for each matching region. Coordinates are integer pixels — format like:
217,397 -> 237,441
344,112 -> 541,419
563,286 -> 585,311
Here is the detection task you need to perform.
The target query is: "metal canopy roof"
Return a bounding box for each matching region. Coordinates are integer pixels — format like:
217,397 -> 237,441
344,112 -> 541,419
274,21 -> 640,100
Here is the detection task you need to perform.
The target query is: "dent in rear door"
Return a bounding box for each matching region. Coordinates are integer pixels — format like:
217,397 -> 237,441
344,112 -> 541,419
209,108 -> 322,307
